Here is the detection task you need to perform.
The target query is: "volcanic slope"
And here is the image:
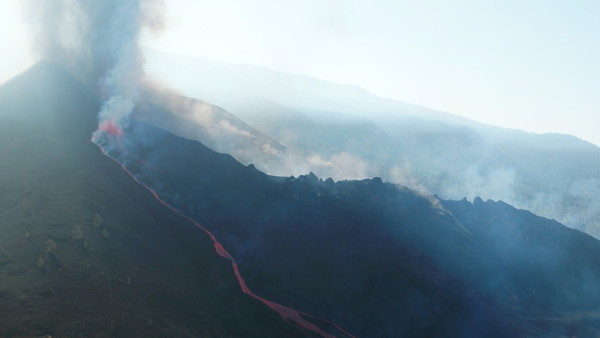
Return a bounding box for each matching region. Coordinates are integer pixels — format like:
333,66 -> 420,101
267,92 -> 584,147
144,49 -> 600,237
0,61 -> 306,337
103,111 -> 600,337
100,119 -> 520,336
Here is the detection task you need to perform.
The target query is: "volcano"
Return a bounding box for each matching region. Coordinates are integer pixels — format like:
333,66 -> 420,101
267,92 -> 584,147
3,61 -> 600,337
0,61 -> 306,337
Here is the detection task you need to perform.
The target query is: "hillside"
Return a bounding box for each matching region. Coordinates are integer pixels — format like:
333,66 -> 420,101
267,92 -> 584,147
143,48 -> 600,238
97,100 -> 600,337
5,61 -> 600,337
0,61 -> 305,337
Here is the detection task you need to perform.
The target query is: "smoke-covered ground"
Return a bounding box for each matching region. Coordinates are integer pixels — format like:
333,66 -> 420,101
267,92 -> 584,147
143,48 -> 600,238
4,57 -> 600,336
21,0 -> 167,149
93,113 -> 600,337
5,2 -> 600,336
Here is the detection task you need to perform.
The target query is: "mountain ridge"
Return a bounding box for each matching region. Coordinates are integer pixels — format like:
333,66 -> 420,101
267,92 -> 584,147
143,48 -> 600,237
143,47 -> 599,148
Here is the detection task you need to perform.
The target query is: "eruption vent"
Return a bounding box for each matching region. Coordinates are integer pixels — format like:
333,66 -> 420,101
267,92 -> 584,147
97,119 -> 123,138
22,0 -> 165,137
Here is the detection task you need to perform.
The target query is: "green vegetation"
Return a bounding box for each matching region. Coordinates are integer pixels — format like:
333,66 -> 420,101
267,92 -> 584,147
45,239 -> 56,253
92,212 -> 103,228
36,257 -> 45,268
72,224 -> 83,240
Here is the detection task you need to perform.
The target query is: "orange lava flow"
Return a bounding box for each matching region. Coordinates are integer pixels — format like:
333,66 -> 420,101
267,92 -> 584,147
98,119 -> 123,137
93,140 -> 355,338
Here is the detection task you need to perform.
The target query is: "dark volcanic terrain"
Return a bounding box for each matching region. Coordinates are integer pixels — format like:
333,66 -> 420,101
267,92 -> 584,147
0,61 -> 305,337
102,89 -> 600,336
3,61 -> 600,338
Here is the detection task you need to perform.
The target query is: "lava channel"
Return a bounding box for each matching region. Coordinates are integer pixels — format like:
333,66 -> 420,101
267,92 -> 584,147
94,141 -> 355,338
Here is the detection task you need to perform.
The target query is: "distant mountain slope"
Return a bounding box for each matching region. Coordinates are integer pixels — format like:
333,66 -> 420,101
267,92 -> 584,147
144,48 -> 600,237
97,107 -> 600,336
131,90 -> 308,176
0,61 -> 304,337
142,48 -> 471,125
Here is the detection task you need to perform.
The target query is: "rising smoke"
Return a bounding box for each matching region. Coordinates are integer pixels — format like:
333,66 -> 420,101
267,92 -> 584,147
22,0 -> 165,133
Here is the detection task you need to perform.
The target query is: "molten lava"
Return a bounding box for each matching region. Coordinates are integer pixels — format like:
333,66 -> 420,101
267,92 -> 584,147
94,141 -> 355,338
98,119 -> 123,137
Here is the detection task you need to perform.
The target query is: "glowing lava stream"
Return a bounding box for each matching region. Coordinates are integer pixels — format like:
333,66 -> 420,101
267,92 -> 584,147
93,138 -> 355,338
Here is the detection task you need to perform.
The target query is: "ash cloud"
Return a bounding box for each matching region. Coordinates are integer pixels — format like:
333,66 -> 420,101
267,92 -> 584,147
21,0 -> 165,132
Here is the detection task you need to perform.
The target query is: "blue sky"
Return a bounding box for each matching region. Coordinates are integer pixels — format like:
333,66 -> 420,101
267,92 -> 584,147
2,0 -> 599,146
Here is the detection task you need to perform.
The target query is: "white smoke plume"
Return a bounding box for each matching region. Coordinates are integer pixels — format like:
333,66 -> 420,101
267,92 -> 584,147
22,0 -> 165,132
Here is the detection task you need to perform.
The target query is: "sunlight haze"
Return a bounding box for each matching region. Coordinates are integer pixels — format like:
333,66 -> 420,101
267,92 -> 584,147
1,0 -> 599,146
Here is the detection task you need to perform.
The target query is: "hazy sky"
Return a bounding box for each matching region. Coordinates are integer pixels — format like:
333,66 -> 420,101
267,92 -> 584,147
1,0 -> 599,146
